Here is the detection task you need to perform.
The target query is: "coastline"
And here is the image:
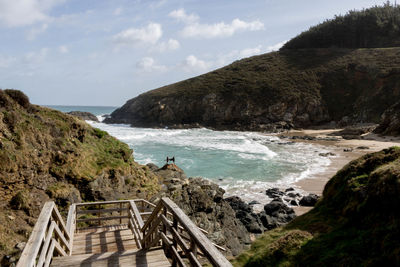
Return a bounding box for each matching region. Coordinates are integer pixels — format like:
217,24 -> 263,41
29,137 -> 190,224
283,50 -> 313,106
281,129 -> 400,215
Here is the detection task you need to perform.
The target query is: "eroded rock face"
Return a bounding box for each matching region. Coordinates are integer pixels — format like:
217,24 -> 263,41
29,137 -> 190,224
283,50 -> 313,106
150,164 -> 251,256
375,101 -> 400,136
66,111 -> 99,122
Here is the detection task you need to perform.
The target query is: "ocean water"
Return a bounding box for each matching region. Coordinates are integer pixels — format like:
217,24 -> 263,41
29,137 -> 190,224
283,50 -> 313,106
51,105 -> 333,205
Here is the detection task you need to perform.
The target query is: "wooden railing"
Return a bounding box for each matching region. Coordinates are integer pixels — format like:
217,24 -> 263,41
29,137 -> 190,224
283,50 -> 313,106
141,197 -> 232,267
16,202 -> 72,267
17,198 -> 231,267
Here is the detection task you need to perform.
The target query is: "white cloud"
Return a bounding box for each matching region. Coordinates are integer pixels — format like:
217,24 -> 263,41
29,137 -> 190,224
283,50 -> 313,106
58,45 -> 68,54
265,40 -> 287,52
239,45 -> 262,58
136,57 -> 166,72
149,0 -> 168,9
169,8 -> 199,24
26,23 -> 48,40
182,18 -> 264,39
113,7 -> 123,16
181,55 -> 211,72
113,23 -> 162,46
153,39 -> 180,52
0,0 -> 65,27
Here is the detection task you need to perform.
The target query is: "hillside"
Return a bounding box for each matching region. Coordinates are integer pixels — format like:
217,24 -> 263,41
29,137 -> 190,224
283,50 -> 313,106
105,47 -> 400,132
282,3 -> 400,50
234,147 -> 400,266
0,90 -> 161,264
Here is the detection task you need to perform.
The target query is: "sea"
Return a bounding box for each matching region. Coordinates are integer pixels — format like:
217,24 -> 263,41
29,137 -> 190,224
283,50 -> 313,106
49,105 -> 333,206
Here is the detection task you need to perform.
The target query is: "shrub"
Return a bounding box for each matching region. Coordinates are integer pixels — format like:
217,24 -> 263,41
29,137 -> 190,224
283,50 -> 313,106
4,89 -> 30,109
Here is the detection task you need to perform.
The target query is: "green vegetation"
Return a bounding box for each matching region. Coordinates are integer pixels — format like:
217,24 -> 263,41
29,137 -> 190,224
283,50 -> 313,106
234,147 -> 400,266
0,90 -> 161,261
282,2 -> 400,50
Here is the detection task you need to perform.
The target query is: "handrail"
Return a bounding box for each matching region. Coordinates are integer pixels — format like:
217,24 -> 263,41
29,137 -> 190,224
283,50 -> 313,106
16,202 -> 72,267
141,197 -> 232,267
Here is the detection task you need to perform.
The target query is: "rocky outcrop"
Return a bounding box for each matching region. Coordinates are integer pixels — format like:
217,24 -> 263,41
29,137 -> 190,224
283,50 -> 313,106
0,90 -> 161,263
150,164 -> 251,256
375,101 -> 400,136
67,111 -> 99,122
105,48 -> 400,132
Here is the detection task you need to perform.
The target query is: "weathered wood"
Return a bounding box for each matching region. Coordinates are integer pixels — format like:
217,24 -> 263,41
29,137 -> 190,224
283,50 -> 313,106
141,201 -> 163,232
161,232 -> 186,267
52,206 -> 71,242
76,207 -> 128,215
37,221 -> 56,267
44,240 -> 56,267
53,222 -> 71,253
75,200 -> 130,206
129,201 -> 144,229
53,239 -> 68,257
161,197 -> 232,267
17,202 -> 55,267
76,215 -> 129,223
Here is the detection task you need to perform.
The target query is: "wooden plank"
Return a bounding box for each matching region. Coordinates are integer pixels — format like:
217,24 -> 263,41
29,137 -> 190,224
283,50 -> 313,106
161,197 -> 232,267
44,240 -> 56,267
52,206 -> 71,242
17,201 -> 55,267
76,215 -> 129,222
75,200 -> 130,206
37,221 -> 56,267
129,200 -> 144,229
141,201 -> 162,232
161,232 -> 186,267
66,204 -> 76,255
53,239 -> 68,257
53,223 -> 71,253
76,207 -> 128,215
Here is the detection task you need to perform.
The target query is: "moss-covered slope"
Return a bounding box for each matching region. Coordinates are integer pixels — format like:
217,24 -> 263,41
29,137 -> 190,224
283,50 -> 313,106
0,90 -> 160,263
234,147 -> 400,266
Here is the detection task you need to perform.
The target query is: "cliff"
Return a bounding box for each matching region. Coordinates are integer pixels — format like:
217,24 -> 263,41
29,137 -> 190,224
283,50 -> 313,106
105,48 -> 400,132
0,90 -> 161,263
234,147 -> 400,266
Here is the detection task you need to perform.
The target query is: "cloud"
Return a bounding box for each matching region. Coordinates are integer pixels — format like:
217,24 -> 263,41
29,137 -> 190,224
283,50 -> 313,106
182,18 -> 264,39
26,23 -> 48,40
113,7 -> 123,16
181,55 -> 211,72
265,40 -> 287,52
113,23 -> 162,46
58,45 -> 69,54
0,0 -> 65,27
136,57 -> 166,72
169,8 -> 199,24
153,39 -> 180,52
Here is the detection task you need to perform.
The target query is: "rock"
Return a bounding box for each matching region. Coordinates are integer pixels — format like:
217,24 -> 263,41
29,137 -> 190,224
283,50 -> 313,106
66,111 -> 99,122
248,200 -> 260,205
299,194 -> 320,206
287,192 -> 298,198
319,152 -> 336,157
15,242 -> 26,251
290,200 -> 298,206
146,163 -> 159,172
263,201 -> 296,226
265,188 -> 284,198
285,187 -> 295,192
357,146 -> 369,150
375,101 -> 400,136
343,148 -> 353,152
154,176 -> 251,256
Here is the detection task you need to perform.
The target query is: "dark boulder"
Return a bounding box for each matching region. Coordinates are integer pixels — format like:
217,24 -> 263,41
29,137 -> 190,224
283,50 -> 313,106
67,111 -> 99,122
263,201 -> 296,225
299,193 -> 320,206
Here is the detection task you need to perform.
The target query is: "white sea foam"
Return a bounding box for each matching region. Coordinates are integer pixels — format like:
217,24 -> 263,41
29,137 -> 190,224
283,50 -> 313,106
89,121 -> 334,203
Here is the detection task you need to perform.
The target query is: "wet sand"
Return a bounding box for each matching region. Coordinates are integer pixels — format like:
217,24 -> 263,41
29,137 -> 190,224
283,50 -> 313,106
280,129 -> 400,215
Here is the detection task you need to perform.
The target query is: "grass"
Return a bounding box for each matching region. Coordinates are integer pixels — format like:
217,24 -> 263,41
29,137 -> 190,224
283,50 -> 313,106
234,147 -> 400,266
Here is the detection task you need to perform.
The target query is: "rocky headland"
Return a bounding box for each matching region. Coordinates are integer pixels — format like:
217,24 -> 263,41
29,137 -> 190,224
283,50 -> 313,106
66,111 -> 99,122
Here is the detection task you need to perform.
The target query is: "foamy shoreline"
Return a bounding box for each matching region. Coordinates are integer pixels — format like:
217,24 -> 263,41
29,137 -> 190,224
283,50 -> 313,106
278,129 -> 400,215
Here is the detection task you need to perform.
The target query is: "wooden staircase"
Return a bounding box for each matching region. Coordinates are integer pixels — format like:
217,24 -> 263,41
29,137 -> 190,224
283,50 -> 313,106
16,198 -> 232,267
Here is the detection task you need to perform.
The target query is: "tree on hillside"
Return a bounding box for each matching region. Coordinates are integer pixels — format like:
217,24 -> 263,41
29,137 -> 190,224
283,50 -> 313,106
282,2 -> 400,49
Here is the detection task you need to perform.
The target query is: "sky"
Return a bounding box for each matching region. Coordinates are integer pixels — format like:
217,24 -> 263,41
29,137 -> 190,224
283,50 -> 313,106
0,0 -> 391,106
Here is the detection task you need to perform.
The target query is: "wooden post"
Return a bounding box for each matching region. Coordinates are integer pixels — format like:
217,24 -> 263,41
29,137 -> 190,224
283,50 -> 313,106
119,203 -> 122,224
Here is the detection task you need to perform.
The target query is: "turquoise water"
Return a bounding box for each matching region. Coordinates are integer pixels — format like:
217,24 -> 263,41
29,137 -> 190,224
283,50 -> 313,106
46,105 -> 117,116
51,105 -> 332,203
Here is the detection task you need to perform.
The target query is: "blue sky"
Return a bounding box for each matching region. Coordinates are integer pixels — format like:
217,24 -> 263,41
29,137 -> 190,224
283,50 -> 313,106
0,0 -> 390,106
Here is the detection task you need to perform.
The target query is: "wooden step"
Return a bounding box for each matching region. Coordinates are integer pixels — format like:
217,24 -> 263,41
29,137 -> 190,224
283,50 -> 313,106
72,227 -> 138,255
50,248 -> 171,267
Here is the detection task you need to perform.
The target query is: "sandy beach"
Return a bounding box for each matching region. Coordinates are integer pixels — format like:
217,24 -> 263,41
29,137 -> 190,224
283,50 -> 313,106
279,129 -> 400,215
